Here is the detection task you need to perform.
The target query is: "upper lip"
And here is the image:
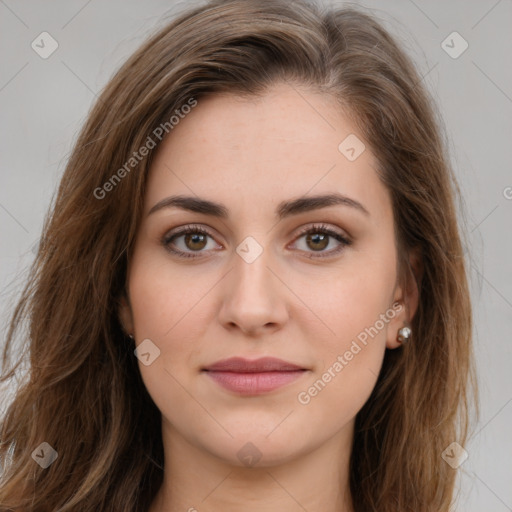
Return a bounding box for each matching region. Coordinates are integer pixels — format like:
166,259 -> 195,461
202,357 -> 306,373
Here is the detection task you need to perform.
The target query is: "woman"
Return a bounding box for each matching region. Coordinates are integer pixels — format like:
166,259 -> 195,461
0,0 -> 477,510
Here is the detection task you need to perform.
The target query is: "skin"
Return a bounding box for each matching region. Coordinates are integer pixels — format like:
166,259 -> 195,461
119,82 -> 420,512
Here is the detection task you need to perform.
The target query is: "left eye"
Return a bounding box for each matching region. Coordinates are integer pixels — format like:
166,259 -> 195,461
162,223 -> 351,259
290,224 -> 352,258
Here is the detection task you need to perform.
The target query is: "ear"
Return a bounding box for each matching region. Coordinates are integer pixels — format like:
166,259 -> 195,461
118,291 -> 134,338
386,246 -> 423,349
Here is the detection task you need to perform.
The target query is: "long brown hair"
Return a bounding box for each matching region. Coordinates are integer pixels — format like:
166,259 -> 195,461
0,1 -> 477,510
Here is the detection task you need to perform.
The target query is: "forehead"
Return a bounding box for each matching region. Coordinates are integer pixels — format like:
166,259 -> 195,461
144,83 -> 391,223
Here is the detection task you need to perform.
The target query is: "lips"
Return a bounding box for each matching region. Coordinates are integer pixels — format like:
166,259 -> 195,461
202,357 -> 308,395
202,357 -> 306,373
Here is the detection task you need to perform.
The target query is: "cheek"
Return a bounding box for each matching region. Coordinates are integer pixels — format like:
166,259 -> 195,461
295,287 -> 391,430
127,260 -> 205,424
127,251 -> 214,385
307,252 -> 395,346
128,247 -> 211,338
301,254 -> 395,397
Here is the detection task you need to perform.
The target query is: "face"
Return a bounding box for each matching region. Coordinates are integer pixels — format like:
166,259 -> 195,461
120,82 -> 417,468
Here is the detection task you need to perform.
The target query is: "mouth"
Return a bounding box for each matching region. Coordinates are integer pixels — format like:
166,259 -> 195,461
201,357 -> 309,395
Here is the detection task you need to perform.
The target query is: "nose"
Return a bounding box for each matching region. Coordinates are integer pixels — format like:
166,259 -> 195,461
217,243 -> 289,337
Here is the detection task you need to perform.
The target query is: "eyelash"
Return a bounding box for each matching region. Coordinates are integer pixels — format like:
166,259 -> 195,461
162,223 -> 352,259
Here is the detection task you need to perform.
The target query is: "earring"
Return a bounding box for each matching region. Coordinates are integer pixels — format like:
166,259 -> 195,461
128,333 -> 134,340
397,326 -> 411,344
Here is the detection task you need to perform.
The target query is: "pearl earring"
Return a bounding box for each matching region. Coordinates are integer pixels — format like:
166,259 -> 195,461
397,326 -> 411,344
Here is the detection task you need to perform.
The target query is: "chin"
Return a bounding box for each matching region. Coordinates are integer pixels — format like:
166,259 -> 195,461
200,428 -> 312,469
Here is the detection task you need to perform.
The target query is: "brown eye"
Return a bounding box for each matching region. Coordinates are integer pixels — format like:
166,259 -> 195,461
305,232 -> 329,251
162,225 -> 220,259
184,232 -> 208,251
292,223 -> 352,258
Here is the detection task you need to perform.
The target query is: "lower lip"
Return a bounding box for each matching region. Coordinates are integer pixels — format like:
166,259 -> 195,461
203,370 -> 306,395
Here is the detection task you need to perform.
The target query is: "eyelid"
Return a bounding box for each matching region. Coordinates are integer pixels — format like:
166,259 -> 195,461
292,223 -> 351,243
163,223 -> 220,241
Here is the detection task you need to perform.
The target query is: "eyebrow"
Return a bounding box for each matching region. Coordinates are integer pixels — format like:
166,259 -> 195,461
148,193 -> 370,219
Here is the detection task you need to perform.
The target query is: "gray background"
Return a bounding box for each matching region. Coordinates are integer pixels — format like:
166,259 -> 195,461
1,0 -> 511,510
